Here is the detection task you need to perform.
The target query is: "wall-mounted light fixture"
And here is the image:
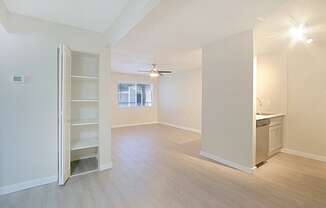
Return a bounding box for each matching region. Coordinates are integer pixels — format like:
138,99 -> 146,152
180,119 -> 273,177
289,24 -> 305,41
289,24 -> 313,44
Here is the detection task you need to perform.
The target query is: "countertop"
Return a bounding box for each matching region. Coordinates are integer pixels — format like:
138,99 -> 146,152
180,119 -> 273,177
256,114 -> 285,121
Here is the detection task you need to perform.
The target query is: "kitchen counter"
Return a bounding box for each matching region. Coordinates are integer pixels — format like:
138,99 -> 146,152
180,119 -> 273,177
256,114 -> 285,121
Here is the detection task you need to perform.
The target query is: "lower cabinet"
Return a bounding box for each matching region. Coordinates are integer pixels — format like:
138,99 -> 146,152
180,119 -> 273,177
268,117 -> 283,156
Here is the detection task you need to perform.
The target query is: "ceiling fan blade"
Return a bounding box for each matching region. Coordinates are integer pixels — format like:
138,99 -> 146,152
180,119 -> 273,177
158,70 -> 172,73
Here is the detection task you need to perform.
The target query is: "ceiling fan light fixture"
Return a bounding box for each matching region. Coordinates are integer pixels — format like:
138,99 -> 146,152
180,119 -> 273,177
149,71 -> 159,77
306,38 -> 313,44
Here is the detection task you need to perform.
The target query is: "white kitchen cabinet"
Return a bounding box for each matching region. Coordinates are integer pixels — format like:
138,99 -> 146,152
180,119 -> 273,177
268,117 -> 283,156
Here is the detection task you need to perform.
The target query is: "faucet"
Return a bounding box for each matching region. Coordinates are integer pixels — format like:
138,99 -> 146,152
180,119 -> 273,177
256,97 -> 263,115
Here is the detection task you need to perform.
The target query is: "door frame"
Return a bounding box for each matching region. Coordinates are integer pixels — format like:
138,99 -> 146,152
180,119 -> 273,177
57,43 -> 71,185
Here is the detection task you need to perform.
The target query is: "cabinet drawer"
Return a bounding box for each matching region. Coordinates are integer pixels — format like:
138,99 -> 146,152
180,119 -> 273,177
270,117 -> 283,127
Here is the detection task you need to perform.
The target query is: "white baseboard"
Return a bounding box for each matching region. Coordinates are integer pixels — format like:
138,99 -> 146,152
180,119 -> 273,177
200,151 -> 255,174
159,122 -> 201,134
0,175 -> 57,196
70,169 -> 99,178
99,161 -> 113,171
112,122 -> 158,129
281,148 -> 326,163
111,121 -> 201,134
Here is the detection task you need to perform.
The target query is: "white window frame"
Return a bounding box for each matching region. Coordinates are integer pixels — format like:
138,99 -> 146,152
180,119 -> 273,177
117,82 -> 153,108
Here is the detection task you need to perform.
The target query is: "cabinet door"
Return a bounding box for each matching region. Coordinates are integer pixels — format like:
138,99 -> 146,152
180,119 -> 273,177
269,124 -> 283,154
58,43 -> 72,185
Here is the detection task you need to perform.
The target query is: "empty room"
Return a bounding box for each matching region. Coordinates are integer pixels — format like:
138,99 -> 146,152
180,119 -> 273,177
1,0 -> 326,207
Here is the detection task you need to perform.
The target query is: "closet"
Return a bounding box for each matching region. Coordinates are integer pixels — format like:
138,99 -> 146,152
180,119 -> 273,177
58,43 -> 110,185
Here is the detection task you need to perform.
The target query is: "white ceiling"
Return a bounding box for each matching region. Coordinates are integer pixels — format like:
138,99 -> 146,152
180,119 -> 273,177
3,0 -> 129,32
112,0 -> 286,73
111,48 -> 202,74
5,0 -> 325,73
255,0 -> 326,54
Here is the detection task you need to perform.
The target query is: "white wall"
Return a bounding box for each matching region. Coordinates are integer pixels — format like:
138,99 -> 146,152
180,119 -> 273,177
99,48 -> 113,170
285,44 -> 326,158
201,30 -> 255,172
158,70 -> 202,132
0,14 -> 107,189
256,44 -> 326,160
111,70 -> 202,132
111,72 -> 158,127
256,51 -> 287,114
0,0 -> 8,28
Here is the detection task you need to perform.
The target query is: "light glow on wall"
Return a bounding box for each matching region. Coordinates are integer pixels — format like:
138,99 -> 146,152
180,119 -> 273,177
289,24 -> 305,42
288,24 -> 313,44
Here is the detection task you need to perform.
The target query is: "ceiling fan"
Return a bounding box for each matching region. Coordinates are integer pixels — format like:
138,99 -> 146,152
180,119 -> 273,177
138,64 -> 172,77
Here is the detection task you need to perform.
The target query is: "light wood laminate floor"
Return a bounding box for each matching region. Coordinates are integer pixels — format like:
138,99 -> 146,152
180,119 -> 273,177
1,124 -> 326,208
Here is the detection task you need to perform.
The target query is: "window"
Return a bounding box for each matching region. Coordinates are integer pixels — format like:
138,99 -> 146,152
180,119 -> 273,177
118,83 -> 152,107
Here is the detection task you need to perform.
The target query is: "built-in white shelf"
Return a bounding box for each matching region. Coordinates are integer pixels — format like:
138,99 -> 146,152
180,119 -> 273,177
71,75 -> 99,80
71,99 -> 99,102
71,120 -> 99,126
69,51 -> 100,177
71,137 -> 98,151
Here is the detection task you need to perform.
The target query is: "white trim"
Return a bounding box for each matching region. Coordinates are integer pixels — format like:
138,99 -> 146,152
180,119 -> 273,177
112,122 -> 158,128
0,0 -> 9,32
0,176 -> 57,196
99,161 -> 113,171
159,122 -> 201,134
70,169 -> 99,178
281,148 -> 326,163
200,151 -> 255,174
111,121 -> 202,134
71,154 -> 98,162
71,75 -> 99,80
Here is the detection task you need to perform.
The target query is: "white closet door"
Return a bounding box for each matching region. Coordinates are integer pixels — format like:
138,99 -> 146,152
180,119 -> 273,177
58,43 -> 72,185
